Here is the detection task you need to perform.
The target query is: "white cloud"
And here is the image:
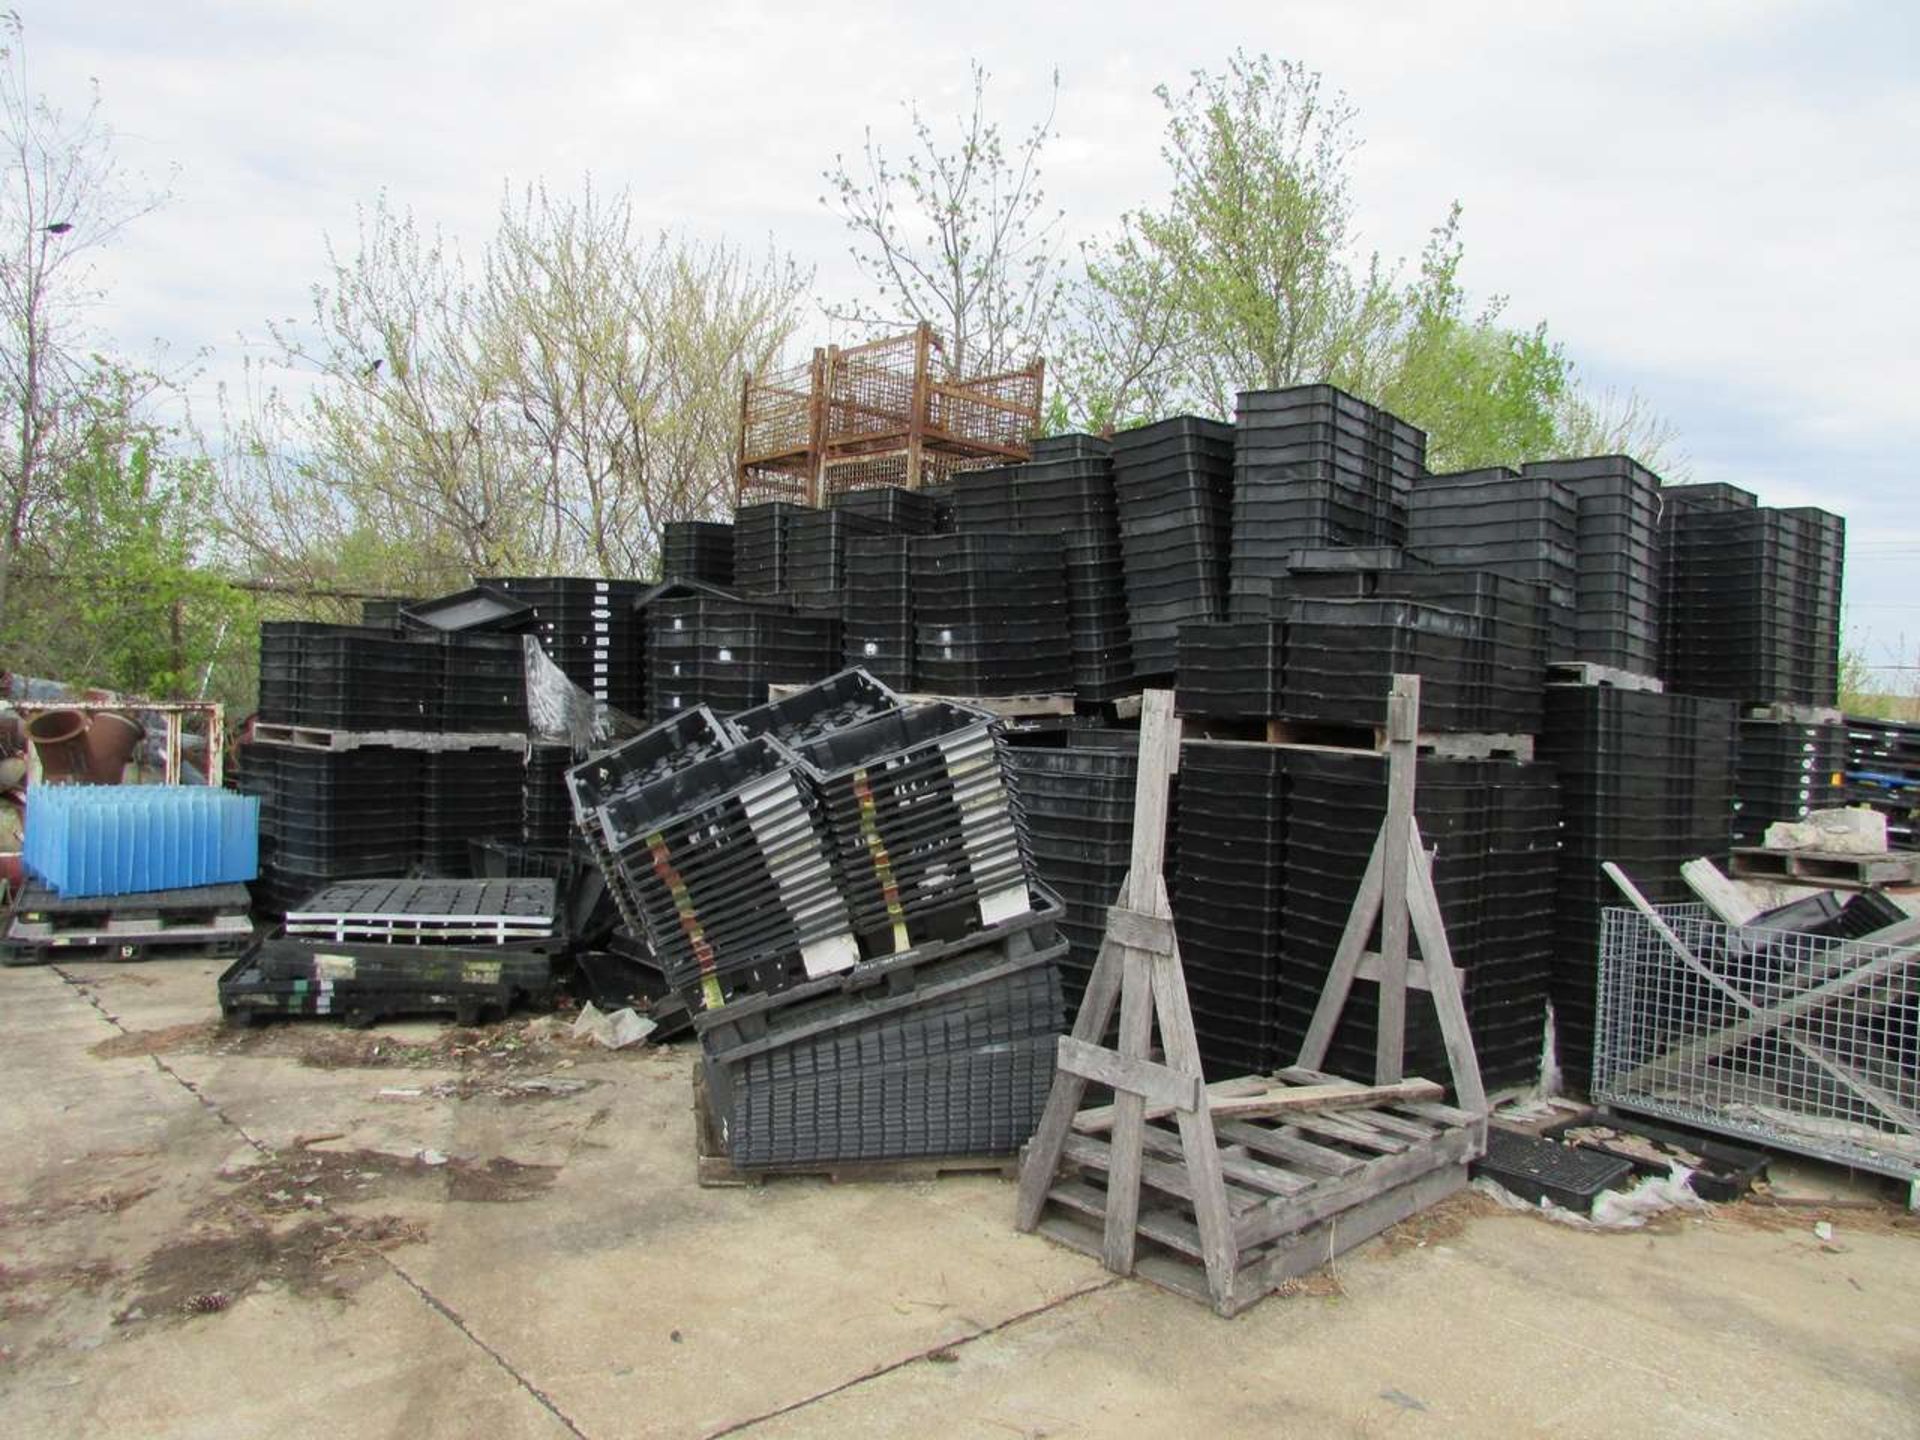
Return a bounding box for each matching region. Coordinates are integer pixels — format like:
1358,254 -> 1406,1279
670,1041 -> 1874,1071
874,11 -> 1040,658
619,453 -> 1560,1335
27,0 -> 1920,647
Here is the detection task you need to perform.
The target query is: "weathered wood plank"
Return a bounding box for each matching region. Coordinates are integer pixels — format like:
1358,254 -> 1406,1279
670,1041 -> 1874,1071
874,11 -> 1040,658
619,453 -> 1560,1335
1103,945 -> 1155,1272
1231,1163 -> 1470,1311
1056,1036 -> 1202,1114
1212,1119 -> 1366,1178
1376,676 -> 1418,1085
1286,1112 -> 1411,1154
1105,906 -> 1176,956
1233,1125 -> 1475,1251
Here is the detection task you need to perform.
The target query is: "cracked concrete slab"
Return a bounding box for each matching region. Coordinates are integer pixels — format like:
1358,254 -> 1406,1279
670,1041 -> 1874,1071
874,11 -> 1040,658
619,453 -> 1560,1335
2,957 -> 1915,1440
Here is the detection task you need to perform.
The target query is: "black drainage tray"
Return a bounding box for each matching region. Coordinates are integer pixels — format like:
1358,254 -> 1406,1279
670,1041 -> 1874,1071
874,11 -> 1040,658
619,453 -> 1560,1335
1474,1128 -> 1636,1212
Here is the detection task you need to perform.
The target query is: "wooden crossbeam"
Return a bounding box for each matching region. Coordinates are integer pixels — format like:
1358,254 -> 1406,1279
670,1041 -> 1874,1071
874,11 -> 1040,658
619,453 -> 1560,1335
1295,676 -> 1488,1121
1072,1077 -> 1442,1135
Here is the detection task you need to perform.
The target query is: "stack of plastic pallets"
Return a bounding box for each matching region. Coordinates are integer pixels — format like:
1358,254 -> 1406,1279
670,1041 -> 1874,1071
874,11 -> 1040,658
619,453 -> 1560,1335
1520,457 -> 1661,675
218,878 -> 561,1025
912,532 -> 1072,696
1113,417 -> 1236,680
1229,385 -> 1427,620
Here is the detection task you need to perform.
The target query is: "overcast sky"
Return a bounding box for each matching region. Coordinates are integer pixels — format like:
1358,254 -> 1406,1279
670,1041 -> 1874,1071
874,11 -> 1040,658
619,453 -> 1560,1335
32,1 -> 1920,674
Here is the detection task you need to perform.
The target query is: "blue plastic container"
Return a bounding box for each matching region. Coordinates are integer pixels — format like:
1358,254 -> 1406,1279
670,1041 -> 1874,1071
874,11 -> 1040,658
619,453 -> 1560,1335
23,786 -> 260,897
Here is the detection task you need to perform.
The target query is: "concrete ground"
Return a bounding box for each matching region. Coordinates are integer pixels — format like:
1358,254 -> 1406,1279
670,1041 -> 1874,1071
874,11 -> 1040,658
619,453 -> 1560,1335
0,958 -> 1914,1440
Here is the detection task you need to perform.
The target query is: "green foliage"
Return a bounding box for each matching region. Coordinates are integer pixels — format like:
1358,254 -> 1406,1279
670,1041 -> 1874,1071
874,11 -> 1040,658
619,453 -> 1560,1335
0,364 -> 259,704
1053,52 -> 1679,475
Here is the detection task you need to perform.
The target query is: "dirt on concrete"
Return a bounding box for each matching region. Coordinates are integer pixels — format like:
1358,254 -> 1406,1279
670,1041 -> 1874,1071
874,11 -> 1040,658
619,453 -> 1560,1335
89,1014 -> 615,1077
119,1213 -> 425,1320
223,1143 -> 558,1212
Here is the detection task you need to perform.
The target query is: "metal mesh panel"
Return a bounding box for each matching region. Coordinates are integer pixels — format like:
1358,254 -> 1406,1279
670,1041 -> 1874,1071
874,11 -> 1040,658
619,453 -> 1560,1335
1594,902 -> 1919,1184
741,358 -> 817,461
825,333 -> 921,447
931,365 -> 1044,451
737,463 -> 811,506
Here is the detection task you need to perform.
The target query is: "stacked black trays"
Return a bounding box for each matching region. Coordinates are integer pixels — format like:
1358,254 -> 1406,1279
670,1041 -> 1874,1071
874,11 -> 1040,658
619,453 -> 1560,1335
841,536 -> 915,689
1407,469 -> 1578,661
1280,598 -> 1486,731
1230,386 -> 1427,621
522,744 -> 575,850
732,501 -> 807,595
788,699 -> 1034,957
572,718 -> 856,1012
257,623 -> 437,730
1662,502 -> 1845,705
243,745 -> 424,916
729,667 -> 902,747
1176,622 -> 1283,719
1539,687 -> 1737,1079
1113,417 -> 1235,678
661,521 -> 736,588
645,591 -> 841,722
696,904 -> 1067,1167
480,576 -> 647,717
784,507 -> 893,599
912,532 -> 1072,696
828,483 -> 939,535
1172,743 -> 1292,1078
1005,732 -> 1139,1009
1735,718 -> 1849,846
1373,570 -> 1550,734
1012,436 -> 1135,700
1275,750 -> 1556,1092
1519,457 -> 1661,675
438,632 -> 528,732
419,750 -> 524,876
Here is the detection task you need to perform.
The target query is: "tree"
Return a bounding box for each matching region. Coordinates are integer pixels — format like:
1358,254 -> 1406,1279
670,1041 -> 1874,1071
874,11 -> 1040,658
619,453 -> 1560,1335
823,63 -> 1063,377
220,185 -> 810,595
0,11 -> 169,622
1057,51 -> 1678,474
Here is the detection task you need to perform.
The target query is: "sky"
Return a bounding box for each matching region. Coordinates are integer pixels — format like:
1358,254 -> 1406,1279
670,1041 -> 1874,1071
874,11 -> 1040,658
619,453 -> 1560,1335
29,0 -> 1920,677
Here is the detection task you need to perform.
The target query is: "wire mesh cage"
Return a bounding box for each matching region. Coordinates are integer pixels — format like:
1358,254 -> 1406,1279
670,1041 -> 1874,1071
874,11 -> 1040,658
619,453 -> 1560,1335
1593,902 -> 1919,1187
821,448 -> 1002,499
824,332 -> 922,448
931,364 -> 1046,452
738,325 -> 1043,506
741,356 -> 820,464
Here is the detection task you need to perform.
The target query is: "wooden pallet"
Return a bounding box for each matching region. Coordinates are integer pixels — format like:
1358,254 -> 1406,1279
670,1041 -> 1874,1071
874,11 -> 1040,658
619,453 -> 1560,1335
1185,716 -> 1533,763
1015,681 -> 1488,1316
1728,847 -> 1920,889
2,929 -> 254,967
763,684 -> 1076,720
250,723 -> 526,753
1544,661 -> 1663,692
690,1066 -> 1015,1188
1038,1071 -> 1475,1315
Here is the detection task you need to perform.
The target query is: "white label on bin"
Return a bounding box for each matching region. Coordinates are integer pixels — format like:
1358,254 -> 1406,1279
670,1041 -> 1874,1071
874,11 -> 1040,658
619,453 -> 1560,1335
800,933 -> 860,977
979,884 -> 1032,926
672,617 -> 685,632
717,647 -> 733,662
863,641 -> 878,657
670,695 -> 682,709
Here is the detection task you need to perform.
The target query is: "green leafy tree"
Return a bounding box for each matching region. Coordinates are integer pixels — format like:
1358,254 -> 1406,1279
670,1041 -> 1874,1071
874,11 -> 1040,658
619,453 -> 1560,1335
1056,51 -> 1679,473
